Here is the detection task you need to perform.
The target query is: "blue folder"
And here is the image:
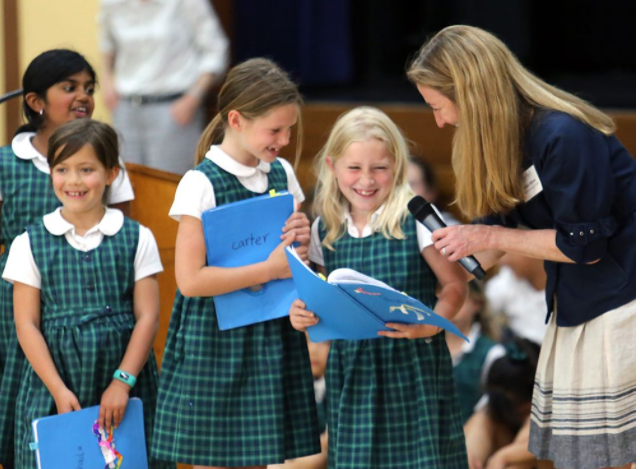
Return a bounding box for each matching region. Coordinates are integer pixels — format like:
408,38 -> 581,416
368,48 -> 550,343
286,247 -> 469,342
202,191 -> 298,330
30,397 -> 148,469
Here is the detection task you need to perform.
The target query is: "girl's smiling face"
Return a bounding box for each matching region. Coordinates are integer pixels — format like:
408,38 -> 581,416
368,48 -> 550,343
36,70 -> 95,130
51,144 -> 118,222
231,103 -> 298,166
327,139 -> 396,224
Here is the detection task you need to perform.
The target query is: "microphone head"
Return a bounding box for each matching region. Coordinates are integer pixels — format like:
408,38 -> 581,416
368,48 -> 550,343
408,195 -> 435,219
408,195 -> 427,215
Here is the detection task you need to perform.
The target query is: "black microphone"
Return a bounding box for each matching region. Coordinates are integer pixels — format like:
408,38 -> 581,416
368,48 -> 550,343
408,195 -> 486,280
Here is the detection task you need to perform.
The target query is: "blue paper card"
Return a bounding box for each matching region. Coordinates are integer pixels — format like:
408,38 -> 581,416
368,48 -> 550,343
31,397 -> 148,469
286,247 -> 468,342
202,192 -> 298,330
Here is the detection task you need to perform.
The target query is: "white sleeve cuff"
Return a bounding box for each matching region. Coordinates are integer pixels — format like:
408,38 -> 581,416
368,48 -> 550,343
107,161 -> 135,205
2,233 -> 41,289
169,170 -> 216,221
308,218 -> 324,266
134,226 -> 164,281
279,158 -> 306,204
416,221 -> 434,251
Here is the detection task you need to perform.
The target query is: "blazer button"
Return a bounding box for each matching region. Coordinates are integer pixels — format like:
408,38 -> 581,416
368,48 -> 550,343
105,305 -> 112,313
84,254 -> 91,262
87,284 -> 95,291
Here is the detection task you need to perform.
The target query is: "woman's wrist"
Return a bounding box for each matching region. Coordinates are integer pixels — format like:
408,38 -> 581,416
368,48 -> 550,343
486,224 -> 503,251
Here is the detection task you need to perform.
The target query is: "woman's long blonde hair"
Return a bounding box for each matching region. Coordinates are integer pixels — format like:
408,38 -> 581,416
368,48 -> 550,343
195,58 -> 304,167
314,106 -> 414,249
407,25 -> 615,219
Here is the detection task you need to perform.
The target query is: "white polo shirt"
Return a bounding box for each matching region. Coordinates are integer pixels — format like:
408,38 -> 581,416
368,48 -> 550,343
3,208 -> 162,289
169,145 -> 305,221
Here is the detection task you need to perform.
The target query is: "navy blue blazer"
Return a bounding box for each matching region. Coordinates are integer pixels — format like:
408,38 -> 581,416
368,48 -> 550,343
480,111 -> 635,327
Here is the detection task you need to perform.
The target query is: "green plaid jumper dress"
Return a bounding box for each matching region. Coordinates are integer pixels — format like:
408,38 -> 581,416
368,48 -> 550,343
0,145 -> 62,465
320,217 -> 468,469
13,217 -> 170,469
152,159 -> 320,466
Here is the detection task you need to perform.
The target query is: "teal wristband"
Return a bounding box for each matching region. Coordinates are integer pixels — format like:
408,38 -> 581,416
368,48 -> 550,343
113,369 -> 137,388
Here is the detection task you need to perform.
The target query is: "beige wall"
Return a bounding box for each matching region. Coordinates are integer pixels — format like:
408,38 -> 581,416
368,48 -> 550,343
14,0 -> 110,133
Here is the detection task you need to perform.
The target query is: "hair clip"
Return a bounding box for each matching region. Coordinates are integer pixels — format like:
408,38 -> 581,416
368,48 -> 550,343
505,341 -> 527,362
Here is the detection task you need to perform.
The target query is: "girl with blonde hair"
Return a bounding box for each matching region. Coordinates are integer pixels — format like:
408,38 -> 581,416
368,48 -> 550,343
290,106 -> 469,468
408,25 -> 635,469
152,58 -> 320,469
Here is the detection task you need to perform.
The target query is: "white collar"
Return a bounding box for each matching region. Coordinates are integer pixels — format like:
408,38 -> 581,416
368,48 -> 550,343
43,207 -> 124,237
205,145 -> 272,177
12,132 -> 45,162
342,203 -> 385,227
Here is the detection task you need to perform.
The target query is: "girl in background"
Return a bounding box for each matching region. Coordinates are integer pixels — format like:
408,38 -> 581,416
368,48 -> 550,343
3,119 -> 166,468
290,106 -> 468,468
463,338 -> 543,469
0,49 -> 134,468
446,280 -> 505,423
152,58 -> 320,469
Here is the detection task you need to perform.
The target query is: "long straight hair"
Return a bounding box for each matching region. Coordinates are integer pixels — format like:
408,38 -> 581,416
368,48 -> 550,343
194,58 -> 303,168
407,25 -> 615,219
314,106 -> 414,249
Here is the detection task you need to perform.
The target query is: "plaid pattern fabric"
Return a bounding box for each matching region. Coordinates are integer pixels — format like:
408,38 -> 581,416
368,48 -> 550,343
0,145 -> 62,465
152,159 -> 320,466
321,217 -> 468,468
453,335 -> 495,422
13,218 -> 170,469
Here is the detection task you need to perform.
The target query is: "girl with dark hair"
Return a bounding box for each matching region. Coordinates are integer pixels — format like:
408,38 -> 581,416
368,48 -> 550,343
464,338 -> 544,469
4,119 -> 167,468
446,281 -> 505,423
0,49 -> 134,468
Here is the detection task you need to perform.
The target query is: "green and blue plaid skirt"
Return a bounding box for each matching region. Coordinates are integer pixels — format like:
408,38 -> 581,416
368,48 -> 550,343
13,218 -> 169,469
321,217 -> 468,468
151,159 -> 320,466
0,145 -> 62,466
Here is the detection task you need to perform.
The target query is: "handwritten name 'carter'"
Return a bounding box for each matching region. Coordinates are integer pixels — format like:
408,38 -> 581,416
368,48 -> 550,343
232,233 -> 270,251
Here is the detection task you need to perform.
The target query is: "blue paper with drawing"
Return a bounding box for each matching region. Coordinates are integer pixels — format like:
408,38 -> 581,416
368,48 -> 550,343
286,247 -> 469,342
30,398 -> 148,469
202,192 -> 298,330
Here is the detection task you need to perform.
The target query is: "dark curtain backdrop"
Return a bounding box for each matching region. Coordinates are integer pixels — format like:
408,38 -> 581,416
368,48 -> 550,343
232,0 -> 635,108
233,0 -> 353,86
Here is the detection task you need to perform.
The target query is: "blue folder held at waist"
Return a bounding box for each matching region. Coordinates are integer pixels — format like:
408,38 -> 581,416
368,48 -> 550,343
285,246 -> 469,342
202,191 -> 298,330
30,397 -> 148,469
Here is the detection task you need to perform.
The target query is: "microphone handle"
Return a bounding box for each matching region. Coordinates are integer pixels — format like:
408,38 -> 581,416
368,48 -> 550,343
423,214 -> 486,280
